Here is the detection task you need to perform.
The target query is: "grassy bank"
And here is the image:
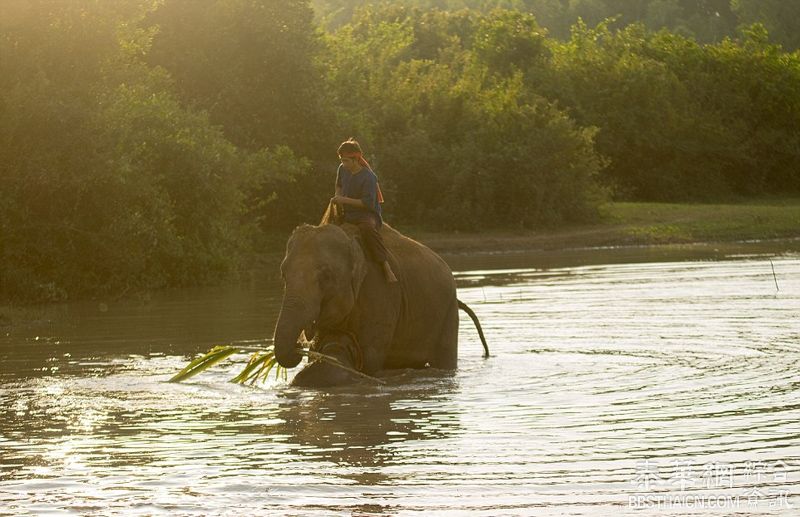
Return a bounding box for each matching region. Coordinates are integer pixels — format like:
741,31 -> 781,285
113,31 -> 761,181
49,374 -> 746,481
3,200 -> 797,310
410,199 -> 800,254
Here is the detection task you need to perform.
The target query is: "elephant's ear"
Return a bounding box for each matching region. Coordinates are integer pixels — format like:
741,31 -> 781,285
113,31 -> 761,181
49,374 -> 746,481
349,237 -> 367,298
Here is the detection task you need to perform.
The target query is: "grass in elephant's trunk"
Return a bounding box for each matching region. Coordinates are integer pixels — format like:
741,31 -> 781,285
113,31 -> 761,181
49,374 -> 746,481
168,337 -> 386,386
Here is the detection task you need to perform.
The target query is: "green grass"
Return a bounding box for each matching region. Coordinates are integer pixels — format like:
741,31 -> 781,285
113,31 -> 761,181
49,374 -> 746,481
602,199 -> 800,244
410,198 -> 800,254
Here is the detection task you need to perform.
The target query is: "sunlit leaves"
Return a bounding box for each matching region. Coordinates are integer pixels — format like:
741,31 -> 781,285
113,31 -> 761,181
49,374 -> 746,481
169,346 -> 240,383
169,345 -> 289,385
0,1 -> 313,301
168,345 -> 385,386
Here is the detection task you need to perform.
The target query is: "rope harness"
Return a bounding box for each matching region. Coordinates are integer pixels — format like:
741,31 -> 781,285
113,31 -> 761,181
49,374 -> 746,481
313,329 -> 364,372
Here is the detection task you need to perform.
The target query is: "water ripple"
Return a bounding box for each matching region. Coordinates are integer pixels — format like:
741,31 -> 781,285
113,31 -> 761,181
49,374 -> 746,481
1,255 -> 799,514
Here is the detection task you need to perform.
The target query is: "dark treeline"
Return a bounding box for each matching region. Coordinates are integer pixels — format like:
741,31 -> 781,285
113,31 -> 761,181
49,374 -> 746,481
1,0 -> 798,301
314,0 -> 800,50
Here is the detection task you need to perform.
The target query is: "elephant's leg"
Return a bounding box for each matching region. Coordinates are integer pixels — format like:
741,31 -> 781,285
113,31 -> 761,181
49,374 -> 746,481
352,284 -> 399,374
360,330 -> 395,375
429,300 -> 458,369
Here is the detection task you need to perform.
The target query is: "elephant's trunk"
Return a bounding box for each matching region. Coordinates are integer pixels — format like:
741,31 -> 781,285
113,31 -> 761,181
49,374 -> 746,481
273,293 -> 317,368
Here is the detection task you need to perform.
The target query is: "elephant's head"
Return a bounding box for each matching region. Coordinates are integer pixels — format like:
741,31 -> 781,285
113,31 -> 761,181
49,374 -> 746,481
273,224 -> 366,368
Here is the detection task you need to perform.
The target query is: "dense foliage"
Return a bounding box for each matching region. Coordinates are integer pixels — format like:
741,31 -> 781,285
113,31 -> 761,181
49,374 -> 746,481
322,7 -> 605,228
1,0 -> 798,301
538,21 -> 800,199
0,1 -> 310,300
313,0 -> 800,49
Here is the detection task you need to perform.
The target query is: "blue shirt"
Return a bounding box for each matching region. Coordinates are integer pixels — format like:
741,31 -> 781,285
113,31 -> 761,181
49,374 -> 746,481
335,165 -> 382,226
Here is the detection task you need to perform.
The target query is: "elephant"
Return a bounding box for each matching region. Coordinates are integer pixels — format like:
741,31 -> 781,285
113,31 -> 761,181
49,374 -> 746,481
272,221 -> 489,387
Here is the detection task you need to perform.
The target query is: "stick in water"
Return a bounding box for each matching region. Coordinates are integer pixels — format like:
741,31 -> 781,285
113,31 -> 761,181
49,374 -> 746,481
306,350 -> 387,384
770,259 -> 780,291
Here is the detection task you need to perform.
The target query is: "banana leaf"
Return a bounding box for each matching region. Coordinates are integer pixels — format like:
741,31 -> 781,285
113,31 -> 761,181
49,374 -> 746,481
171,342 -> 375,386
252,356 -> 278,385
230,352 -> 267,384
169,345 -> 239,383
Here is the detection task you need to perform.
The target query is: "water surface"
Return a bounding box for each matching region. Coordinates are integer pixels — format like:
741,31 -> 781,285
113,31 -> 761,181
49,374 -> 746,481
1,243 -> 799,515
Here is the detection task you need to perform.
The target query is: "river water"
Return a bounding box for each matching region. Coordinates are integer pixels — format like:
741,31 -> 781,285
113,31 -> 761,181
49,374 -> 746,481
1,242 -> 799,515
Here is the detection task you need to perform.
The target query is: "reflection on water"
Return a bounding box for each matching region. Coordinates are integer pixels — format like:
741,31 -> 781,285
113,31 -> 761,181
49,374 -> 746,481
1,243 -> 799,515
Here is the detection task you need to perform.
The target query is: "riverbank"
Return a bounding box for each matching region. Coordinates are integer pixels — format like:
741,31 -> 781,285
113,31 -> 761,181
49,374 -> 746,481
2,200 -> 798,310
408,200 -> 800,255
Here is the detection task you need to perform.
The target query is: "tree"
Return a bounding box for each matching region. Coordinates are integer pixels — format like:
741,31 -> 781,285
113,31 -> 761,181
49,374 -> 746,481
145,0 -> 336,231
146,0 -> 330,155
732,0 -> 800,51
536,19 -> 800,200
0,0 -> 310,301
322,6 -> 606,229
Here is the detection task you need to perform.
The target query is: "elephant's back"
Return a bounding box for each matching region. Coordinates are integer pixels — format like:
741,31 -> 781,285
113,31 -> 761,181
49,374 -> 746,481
338,221 -> 456,300
381,224 -> 455,286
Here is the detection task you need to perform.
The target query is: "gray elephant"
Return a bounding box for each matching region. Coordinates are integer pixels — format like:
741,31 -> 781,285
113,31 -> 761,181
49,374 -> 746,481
272,222 -> 488,387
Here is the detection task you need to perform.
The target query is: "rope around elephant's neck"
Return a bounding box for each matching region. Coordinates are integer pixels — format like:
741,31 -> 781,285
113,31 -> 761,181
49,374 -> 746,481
315,329 -> 364,370
305,350 -> 386,384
